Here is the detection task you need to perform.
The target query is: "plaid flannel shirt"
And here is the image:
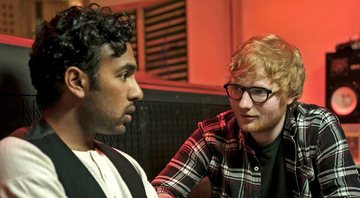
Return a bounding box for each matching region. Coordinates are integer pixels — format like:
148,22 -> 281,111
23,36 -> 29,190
152,103 -> 360,197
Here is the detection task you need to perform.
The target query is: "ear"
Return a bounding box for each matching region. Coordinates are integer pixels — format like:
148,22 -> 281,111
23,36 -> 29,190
64,66 -> 89,98
286,96 -> 296,105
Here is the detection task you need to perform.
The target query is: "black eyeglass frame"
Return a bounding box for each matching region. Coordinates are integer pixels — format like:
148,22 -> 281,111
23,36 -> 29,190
223,83 -> 273,103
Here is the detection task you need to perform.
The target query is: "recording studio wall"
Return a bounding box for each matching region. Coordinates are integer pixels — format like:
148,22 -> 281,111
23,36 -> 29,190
0,41 -> 229,180
326,50 -> 360,123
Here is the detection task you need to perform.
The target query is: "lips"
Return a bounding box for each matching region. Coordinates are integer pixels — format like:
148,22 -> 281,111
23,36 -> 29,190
239,114 -> 257,122
241,114 -> 256,118
125,105 -> 136,114
123,105 -> 136,123
124,114 -> 132,123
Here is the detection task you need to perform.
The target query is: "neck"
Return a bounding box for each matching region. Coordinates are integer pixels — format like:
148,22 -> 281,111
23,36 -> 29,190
42,104 -> 96,151
250,113 -> 286,146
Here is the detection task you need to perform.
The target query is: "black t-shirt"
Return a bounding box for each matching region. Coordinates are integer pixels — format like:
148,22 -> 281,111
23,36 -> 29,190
249,133 -> 290,198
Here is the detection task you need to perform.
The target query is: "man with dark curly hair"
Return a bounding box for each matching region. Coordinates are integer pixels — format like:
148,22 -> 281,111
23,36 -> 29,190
0,4 -> 157,198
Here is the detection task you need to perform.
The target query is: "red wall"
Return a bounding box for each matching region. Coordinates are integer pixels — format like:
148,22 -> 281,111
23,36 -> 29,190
187,0 -> 231,87
188,0 -> 360,106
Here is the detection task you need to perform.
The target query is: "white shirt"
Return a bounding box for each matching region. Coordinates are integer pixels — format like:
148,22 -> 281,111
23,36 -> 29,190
0,137 -> 158,198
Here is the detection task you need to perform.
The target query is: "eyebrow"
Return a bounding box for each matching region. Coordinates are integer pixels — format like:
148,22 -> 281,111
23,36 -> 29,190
117,63 -> 137,74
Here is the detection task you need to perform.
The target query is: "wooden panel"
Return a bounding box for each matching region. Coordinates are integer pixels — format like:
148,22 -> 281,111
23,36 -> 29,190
144,0 -> 187,81
0,0 -> 36,38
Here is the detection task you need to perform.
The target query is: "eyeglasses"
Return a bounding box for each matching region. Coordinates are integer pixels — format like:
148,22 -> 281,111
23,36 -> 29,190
223,83 -> 273,103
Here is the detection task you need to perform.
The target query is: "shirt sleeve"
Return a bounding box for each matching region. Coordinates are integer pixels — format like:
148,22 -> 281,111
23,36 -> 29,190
151,128 -> 211,197
0,137 -> 67,198
316,113 -> 360,197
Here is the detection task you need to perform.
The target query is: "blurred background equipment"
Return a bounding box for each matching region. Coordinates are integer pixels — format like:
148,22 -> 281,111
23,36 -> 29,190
336,33 -> 360,52
326,48 -> 360,123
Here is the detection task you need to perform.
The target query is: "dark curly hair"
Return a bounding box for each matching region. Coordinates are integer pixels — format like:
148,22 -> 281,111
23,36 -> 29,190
29,3 -> 135,107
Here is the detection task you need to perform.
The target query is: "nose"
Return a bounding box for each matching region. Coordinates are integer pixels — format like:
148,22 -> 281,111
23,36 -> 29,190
129,77 -> 144,101
238,91 -> 253,109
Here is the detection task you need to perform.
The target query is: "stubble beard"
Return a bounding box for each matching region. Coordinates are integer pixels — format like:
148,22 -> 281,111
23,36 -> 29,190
80,94 -> 127,136
238,106 -> 286,134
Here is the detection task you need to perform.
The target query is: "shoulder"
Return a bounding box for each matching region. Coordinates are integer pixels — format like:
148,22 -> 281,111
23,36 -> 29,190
0,136 -> 56,178
290,103 -> 340,127
197,110 -> 239,148
198,110 -> 236,134
0,136 -> 42,159
287,103 -> 345,143
0,136 -> 66,197
294,103 -> 337,119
